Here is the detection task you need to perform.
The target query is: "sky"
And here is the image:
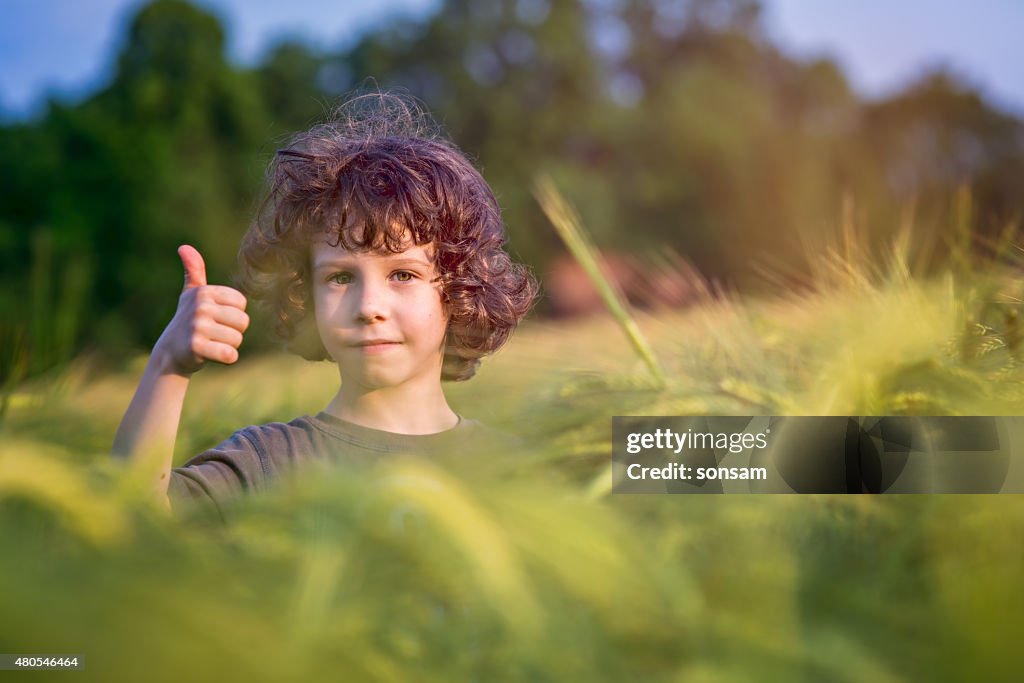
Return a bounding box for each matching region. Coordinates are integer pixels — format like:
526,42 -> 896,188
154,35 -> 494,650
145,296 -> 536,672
2,0 -> 1023,120
764,0 -> 1024,116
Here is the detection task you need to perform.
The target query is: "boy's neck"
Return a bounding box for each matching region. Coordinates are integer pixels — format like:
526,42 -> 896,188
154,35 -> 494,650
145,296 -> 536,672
324,382 -> 458,435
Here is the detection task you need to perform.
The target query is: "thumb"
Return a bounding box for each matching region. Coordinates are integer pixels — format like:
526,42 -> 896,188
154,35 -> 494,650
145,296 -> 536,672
178,244 -> 207,290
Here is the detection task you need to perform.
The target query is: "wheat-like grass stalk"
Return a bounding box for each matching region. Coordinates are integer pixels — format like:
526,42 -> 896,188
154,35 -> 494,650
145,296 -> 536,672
533,174 -> 667,388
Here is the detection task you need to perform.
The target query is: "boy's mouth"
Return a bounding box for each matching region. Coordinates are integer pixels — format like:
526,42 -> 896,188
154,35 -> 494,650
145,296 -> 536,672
350,342 -> 401,358
349,339 -> 403,353
351,339 -> 401,347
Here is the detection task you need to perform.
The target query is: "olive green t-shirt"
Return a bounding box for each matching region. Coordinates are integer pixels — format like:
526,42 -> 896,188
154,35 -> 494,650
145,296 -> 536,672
167,412 -> 487,520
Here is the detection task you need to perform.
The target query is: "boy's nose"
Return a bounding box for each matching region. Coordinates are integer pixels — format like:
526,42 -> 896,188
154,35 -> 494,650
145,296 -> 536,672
354,283 -> 388,323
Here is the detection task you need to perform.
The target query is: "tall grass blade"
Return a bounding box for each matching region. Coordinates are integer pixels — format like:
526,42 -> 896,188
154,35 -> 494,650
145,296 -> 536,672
533,174 -> 667,388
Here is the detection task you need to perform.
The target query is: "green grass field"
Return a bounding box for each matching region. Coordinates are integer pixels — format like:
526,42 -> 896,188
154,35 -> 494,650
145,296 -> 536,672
4,179 -> 1024,681
3,238 -> 1024,682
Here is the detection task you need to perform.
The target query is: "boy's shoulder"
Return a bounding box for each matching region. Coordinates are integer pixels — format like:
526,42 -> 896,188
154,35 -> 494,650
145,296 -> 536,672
167,414 -> 349,516
182,414 -> 327,466
169,415 -> 328,498
231,415 -> 323,452
167,413 -> 523,519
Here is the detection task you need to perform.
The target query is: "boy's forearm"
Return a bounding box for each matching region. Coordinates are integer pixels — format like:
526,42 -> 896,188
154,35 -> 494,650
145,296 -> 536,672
112,348 -> 192,502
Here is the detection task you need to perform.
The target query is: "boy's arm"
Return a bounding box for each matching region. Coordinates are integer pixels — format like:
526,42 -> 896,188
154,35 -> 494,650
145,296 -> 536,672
111,245 -> 249,508
111,351 -> 191,508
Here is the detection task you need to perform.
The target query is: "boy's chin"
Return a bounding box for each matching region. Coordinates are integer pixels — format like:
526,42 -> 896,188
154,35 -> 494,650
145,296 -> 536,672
341,368 -> 412,390
339,365 -> 442,392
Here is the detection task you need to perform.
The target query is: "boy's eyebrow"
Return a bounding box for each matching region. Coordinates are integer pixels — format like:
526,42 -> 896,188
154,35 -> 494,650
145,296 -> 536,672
313,255 -> 434,270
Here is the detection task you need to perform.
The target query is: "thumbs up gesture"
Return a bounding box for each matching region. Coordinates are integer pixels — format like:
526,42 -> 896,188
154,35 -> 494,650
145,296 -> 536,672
153,245 -> 250,376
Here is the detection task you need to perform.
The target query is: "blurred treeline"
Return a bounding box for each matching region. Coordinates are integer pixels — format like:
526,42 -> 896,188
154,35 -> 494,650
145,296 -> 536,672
2,0 -> 1023,382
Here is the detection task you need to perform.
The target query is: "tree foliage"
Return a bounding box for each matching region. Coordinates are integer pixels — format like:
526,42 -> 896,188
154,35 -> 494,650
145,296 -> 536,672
2,0 -> 1022,380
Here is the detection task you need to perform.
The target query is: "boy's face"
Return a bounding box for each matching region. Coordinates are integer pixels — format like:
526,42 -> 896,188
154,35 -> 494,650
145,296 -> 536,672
310,234 -> 448,392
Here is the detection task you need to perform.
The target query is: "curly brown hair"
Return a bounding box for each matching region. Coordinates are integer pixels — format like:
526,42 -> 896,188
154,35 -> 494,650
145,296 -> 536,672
237,92 -> 538,381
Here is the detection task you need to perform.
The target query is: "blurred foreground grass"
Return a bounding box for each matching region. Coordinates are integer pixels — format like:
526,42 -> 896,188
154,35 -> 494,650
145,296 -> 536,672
3,241 -> 1024,681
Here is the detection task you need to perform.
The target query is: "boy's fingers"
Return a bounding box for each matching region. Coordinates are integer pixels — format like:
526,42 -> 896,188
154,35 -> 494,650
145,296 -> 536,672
205,285 -> 248,310
212,306 -> 250,333
206,323 -> 244,349
178,245 -> 207,290
194,339 -> 239,365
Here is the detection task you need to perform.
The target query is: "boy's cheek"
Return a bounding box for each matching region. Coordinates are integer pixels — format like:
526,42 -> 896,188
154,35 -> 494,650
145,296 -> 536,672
312,296 -> 346,330
317,325 -> 346,350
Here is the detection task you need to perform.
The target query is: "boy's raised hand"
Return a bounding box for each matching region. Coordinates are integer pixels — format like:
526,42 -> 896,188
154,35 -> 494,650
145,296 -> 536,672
154,245 -> 249,376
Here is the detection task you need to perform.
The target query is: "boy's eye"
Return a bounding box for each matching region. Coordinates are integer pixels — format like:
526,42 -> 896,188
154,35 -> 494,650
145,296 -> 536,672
328,272 -> 353,285
391,271 -> 414,282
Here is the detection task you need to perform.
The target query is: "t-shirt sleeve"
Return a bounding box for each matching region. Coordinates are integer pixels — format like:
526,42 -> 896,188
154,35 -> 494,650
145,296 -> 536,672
167,428 -> 269,518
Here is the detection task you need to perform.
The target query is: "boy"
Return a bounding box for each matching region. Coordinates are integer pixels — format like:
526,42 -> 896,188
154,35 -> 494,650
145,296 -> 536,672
112,93 -> 538,518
